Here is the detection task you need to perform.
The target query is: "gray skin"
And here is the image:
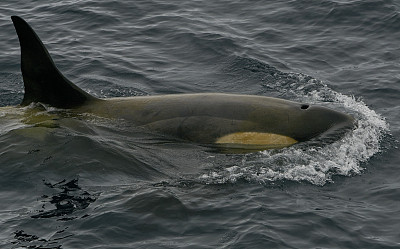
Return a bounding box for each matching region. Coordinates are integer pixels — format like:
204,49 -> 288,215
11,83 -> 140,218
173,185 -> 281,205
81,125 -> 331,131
11,16 -> 354,150
77,93 -> 354,145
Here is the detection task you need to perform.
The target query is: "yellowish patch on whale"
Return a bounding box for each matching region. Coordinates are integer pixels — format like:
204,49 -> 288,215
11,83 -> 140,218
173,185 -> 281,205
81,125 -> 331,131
0,105 -> 59,140
21,107 -> 60,128
216,132 -> 297,148
13,127 -> 51,141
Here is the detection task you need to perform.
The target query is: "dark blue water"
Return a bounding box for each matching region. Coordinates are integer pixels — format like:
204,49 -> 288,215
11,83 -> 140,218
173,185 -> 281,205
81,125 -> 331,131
0,1 -> 399,248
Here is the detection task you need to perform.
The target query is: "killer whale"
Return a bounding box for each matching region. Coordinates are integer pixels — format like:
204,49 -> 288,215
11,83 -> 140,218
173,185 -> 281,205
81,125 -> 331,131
10,16 -> 354,151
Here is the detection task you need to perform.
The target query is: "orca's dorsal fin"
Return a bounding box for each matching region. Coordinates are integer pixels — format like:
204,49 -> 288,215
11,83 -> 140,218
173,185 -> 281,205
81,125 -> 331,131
11,16 -> 96,108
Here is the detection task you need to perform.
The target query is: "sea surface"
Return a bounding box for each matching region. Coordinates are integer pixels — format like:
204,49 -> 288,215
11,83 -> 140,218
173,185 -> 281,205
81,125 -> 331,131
0,0 -> 399,248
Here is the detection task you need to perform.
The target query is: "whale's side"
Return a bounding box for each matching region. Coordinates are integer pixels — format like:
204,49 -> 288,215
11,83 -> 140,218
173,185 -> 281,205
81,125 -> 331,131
11,16 -> 355,151
76,92 -> 354,150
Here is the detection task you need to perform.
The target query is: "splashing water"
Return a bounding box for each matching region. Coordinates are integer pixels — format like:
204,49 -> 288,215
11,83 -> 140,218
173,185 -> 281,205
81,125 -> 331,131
200,73 -> 389,185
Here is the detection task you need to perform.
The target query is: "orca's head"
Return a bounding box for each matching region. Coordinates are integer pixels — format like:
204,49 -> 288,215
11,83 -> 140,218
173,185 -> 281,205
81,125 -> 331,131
289,103 -> 355,143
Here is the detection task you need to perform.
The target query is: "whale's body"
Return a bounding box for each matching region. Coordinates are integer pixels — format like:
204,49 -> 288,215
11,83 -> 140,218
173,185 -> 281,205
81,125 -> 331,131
10,16 -> 354,151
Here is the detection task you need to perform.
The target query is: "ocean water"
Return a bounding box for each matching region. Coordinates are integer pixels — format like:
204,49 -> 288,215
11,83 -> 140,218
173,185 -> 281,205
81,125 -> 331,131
0,0 -> 399,248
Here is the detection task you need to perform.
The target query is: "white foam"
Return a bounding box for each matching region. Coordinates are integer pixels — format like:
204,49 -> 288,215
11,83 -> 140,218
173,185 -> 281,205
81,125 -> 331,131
200,74 -> 389,185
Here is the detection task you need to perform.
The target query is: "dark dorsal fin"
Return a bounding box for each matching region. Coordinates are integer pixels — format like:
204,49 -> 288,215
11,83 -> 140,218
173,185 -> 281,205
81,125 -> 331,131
11,16 -> 97,108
